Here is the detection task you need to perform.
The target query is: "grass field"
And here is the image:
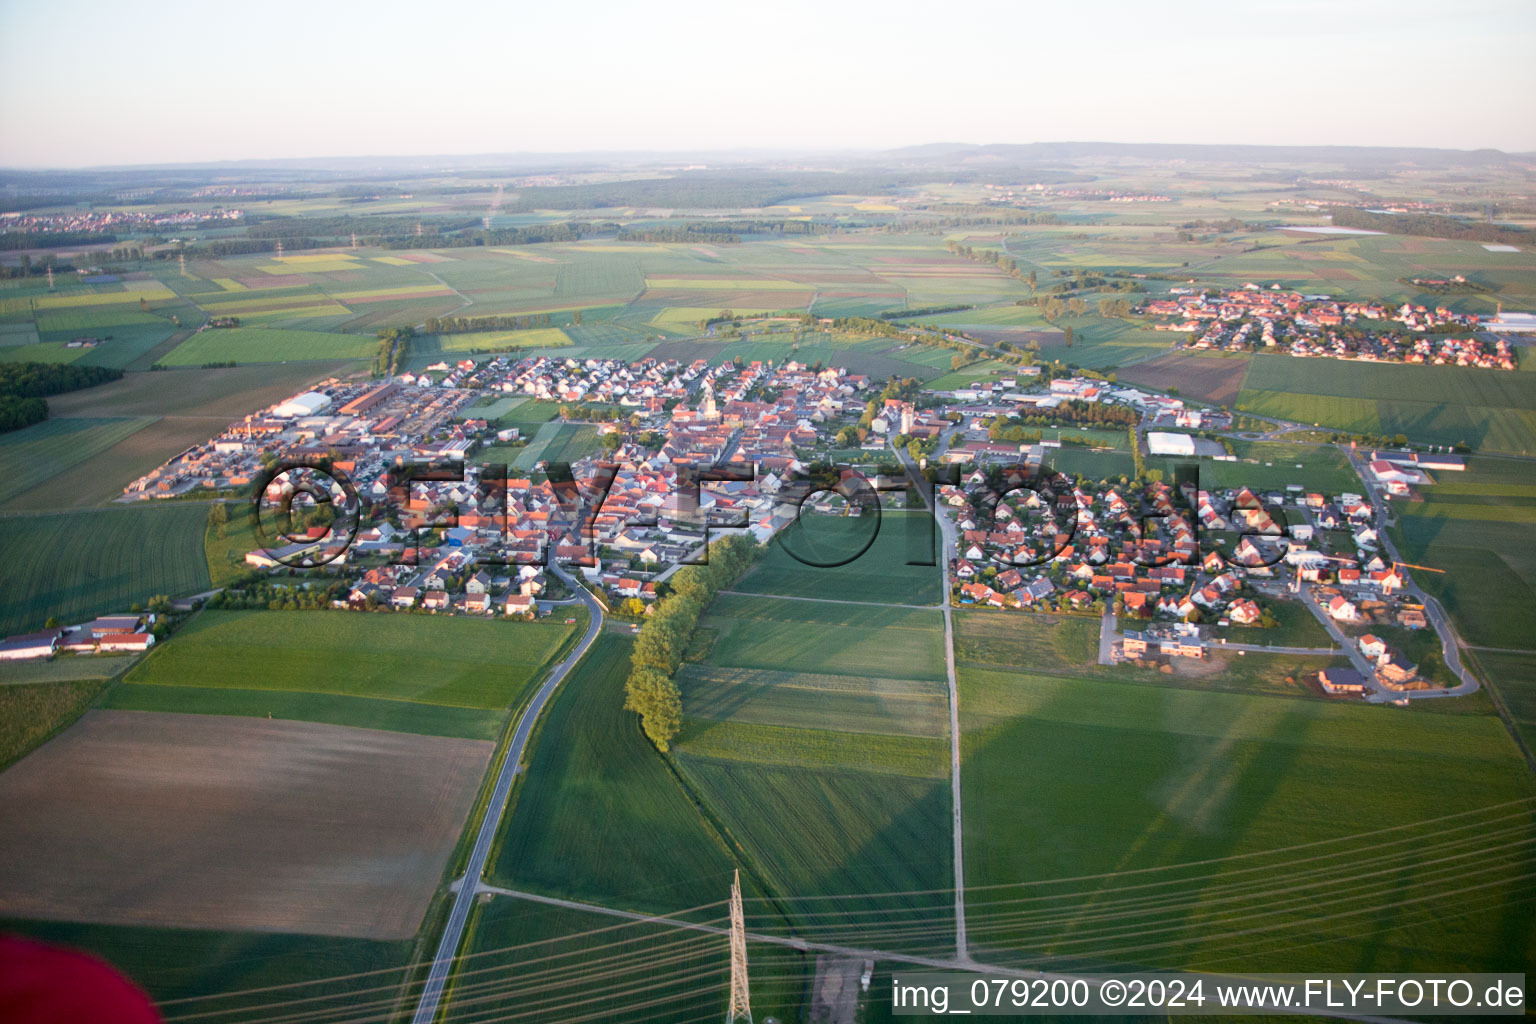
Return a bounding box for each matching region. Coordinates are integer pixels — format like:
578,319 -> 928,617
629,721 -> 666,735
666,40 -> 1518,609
513,420 -> 601,470
1198,440 -> 1362,494
1236,354 -> 1536,454
0,505 -> 212,637
0,416 -> 157,505
122,609 -> 580,712
959,668 -> 1536,973
159,328 -> 375,365
734,510 -> 941,605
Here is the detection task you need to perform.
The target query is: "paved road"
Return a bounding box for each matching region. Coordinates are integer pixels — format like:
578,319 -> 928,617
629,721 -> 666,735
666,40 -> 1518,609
1340,447 -> 1480,700
1097,608 -> 1117,665
410,562 -> 604,1024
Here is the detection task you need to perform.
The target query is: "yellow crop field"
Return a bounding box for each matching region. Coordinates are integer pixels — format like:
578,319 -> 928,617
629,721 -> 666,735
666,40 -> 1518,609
29,284 -> 177,310
330,285 -> 453,302
235,303 -> 352,320
490,249 -> 562,262
644,278 -> 807,291
369,256 -> 416,266
273,253 -> 362,264
200,293 -> 337,313
212,278 -> 248,291
258,260 -> 362,274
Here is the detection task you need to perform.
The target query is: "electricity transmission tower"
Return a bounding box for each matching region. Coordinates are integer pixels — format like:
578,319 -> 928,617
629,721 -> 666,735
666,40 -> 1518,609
726,869 -> 753,1024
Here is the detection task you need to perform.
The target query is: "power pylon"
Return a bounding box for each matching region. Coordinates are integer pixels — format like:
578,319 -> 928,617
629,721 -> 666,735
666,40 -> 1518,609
726,869 -> 752,1024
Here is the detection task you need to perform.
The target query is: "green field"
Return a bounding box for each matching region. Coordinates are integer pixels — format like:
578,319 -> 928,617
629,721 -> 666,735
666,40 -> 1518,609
1236,354 -> 1536,454
159,327 -> 376,365
1389,460 -> 1536,651
662,585 -> 955,951
0,505 -> 212,637
734,510 -> 942,604
959,668 -> 1536,973
699,594 -> 945,681
1198,440 -> 1362,495
489,634 -> 743,911
451,900 -> 808,1024
0,920 -> 414,1023
0,416 -> 158,505
122,609 -> 580,713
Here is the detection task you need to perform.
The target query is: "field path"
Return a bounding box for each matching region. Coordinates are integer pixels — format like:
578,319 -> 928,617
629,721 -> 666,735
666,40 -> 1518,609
410,563 -> 604,1024
936,504 -> 969,963
413,269 -> 472,330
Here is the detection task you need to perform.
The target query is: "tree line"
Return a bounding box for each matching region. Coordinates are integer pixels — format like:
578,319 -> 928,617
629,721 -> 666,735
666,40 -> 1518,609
425,313 -> 555,334
0,362 -> 123,433
1333,207 -> 1532,246
373,327 -> 413,377
623,533 -> 759,751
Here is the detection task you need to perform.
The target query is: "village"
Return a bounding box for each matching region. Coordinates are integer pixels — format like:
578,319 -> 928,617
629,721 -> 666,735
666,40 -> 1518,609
1140,284 -> 1516,368
4,340 -> 1470,702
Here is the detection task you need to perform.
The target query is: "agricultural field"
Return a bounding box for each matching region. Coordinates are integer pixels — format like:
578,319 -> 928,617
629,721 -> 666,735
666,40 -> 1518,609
0,678 -> 107,771
120,609 -> 581,718
0,505 -> 212,637
513,420 -> 601,470
1119,350 -> 1250,406
1235,354 -> 1536,454
698,594 -> 945,681
0,710 -> 491,938
1466,649 -> 1536,751
667,589 -> 953,951
733,510 -> 942,605
159,327 -> 377,365
0,416 -> 157,506
488,634 -> 743,913
1389,459 -> 1536,651
451,901 -> 808,1024
0,920 -> 413,1020
11,361 -> 354,509
959,668 -> 1536,973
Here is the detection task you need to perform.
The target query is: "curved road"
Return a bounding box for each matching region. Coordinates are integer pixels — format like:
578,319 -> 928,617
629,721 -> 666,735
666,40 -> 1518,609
411,562 -> 604,1024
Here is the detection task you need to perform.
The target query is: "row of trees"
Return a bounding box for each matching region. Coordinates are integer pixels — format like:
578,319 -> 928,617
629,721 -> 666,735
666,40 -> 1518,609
623,534 -> 759,751
425,313 -> 555,334
374,327 -> 413,377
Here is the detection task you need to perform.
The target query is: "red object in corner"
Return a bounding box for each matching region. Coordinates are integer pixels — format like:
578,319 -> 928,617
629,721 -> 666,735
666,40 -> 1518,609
0,935 -> 161,1024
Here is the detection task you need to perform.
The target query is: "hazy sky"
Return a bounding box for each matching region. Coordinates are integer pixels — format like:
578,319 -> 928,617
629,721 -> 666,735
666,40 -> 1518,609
2,0 -> 1533,167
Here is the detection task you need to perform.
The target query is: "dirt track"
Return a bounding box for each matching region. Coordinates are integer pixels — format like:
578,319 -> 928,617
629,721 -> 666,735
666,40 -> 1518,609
0,710 -> 491,939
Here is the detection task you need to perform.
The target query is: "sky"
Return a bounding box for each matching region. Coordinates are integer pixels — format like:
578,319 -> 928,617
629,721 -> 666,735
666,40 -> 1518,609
2,0 -> 1534,167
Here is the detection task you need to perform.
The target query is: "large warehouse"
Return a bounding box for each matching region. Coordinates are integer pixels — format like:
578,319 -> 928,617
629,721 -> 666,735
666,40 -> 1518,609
1147,431 -> 1197,456
273,391 -> 332,418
